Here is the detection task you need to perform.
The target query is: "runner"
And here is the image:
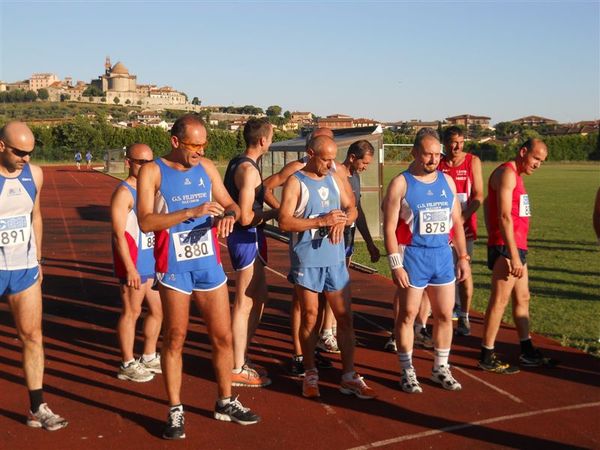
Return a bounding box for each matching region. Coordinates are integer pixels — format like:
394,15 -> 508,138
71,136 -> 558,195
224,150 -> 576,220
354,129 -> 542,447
383,128 -> 470,394
0,121 -> 68,431
478,138 -> 553,373
137,114 -> 260,439
111,143 -> 162,383
223,117 -> 277,387
439,126 -> 483,336
85,151 -> 93,170
279,135 -> 376,400
74,151 -> 82,170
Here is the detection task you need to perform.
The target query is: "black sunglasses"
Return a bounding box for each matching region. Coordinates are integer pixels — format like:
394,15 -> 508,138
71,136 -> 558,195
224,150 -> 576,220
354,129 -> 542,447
128,157 -> 153,165
6,144 -> 34,158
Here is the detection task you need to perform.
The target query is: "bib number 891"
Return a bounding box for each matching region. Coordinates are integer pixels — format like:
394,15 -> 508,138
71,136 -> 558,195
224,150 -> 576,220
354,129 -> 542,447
0,229 -> 26,246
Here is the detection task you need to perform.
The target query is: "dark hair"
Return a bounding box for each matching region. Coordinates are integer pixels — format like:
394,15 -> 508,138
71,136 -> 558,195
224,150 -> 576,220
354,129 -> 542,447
170,114 -> 206,140
413,127 -> 440,151
347,140 -> 374,160
243,117 -> 272,147
442,126 -> 464,144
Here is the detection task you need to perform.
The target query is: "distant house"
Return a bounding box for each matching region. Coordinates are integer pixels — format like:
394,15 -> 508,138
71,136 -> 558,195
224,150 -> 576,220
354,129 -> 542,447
136,110 -> 161,122
290,111 -> 313,124
446,114 -> 492,129
511,115 -> 558,127
29,73 -> 59,91
353,118 -> 379,128
546,120 -> 599,136
317,114 -> 354,129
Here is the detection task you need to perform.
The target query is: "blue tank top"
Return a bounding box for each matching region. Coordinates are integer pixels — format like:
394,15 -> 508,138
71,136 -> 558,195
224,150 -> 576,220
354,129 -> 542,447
153,158 -> 221,273
401,171 -> 454,248
289,171 -> 345,268
121,182 -> 155,276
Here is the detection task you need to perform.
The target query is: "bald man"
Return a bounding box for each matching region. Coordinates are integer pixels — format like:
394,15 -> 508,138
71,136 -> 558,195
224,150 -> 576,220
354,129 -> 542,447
111,143 -> 162,383
0,121 -> 68,430
478,139 -> 554,373
263,128 -> 340,376
279,135 -> 376,400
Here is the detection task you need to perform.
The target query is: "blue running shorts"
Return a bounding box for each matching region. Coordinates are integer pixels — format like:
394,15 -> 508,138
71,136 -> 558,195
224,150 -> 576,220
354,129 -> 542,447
156,265 -> 227,294
226,226 -> 267,271
0,267 -> 40,296
404,245 -> 455,289
290,261 -> 349,293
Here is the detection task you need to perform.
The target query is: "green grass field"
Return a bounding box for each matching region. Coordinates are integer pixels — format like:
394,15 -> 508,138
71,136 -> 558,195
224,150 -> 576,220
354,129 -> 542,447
350,162 -> 600,355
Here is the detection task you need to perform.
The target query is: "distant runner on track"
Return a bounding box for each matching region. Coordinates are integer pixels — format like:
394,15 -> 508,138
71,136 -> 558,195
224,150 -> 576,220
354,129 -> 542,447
137,114 -> 260,440
0,121 -> 68,431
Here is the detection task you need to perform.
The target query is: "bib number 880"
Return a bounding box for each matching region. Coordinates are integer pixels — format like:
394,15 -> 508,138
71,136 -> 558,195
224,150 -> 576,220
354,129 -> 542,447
183,242 -> 209,259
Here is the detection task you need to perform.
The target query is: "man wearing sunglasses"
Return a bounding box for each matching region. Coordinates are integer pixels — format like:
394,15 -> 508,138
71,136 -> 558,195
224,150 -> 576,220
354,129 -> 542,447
111,143 -> 162,383
0,121 -> 68,431
137,114 -> 260,440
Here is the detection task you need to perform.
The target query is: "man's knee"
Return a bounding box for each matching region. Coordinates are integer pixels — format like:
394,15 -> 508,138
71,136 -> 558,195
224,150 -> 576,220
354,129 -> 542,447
19,327 -> 43,346
211,329 -> 233,351
164,327 -> 187,351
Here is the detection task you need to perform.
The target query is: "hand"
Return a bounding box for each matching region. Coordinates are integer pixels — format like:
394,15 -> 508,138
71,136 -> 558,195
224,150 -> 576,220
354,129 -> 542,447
126,268 -> 142,290
508,257 -> 524,278
392,267 -> 410,288
215,215 -> 236,238
321,209 -> 347,227
189,201 -> 225,219
456,259 -> 471,282
328,222 -> 345,245
368,244 -> 381,263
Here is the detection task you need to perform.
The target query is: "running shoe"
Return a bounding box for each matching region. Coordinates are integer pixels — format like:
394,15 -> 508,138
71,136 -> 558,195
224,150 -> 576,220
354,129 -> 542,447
384,336 -> 397,353
117,360 -> 154,382
288,355 -> 305,377
27,403 -> 68,431
400,366 -> 422,394
302,369 -> 320,398
317,334 -> 340,354
162,406 -> 185,440
231,366 -> 271,387
139,354 -> 162,374
315,350 -> 334,369
456,317 -> 471,336
519,349 -> 559,367
339,373 -> 377,399
244,359 -> 268,377
414,328 -> 434,349
431,365 -> 462,391
214,396 -> 261,425
478,355 -> 520,374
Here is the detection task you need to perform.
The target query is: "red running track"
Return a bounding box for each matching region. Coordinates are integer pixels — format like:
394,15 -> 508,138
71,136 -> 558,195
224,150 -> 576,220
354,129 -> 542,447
0,165 -> 599,450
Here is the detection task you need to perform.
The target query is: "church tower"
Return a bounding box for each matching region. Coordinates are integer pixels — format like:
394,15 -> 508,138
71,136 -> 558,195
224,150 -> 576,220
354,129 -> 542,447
105,56 -> 111,76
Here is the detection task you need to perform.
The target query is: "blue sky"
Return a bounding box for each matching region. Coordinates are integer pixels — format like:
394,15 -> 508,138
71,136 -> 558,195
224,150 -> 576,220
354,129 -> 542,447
1,1 -> 598,123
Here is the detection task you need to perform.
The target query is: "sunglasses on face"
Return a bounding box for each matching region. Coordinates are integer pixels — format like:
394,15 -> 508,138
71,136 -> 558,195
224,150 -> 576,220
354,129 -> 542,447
179,140 -> 208,152
128,157 -> 153,165
5,144 -> 34,158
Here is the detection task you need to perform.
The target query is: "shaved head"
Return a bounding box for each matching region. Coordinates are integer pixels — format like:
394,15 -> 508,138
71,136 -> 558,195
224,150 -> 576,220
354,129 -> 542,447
126,143 -> 153,159
0,121 -> 35,152
308,135 -> 336,156
305,127 -> 334,149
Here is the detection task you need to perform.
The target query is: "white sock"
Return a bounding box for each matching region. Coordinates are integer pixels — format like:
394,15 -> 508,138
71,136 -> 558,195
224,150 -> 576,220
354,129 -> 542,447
217,397 -> 231,407
414,323 -> 424,334
232,367 -> 243,374
342,371 -> 356,382
142,353 -> 156,362
460,312 -> 469,320
122,358 -> 135,367
434,348 -> 450,369
321,328 -> 333,338
398,351 -> 413,370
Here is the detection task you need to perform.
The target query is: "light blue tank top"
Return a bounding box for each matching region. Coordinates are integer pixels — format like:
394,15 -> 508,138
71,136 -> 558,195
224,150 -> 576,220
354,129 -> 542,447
289,171 -> 345,268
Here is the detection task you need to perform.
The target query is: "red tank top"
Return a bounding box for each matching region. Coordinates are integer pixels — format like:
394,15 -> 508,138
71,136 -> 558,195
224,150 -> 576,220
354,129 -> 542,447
486,162 -> 530,250
438,153 -> 477,239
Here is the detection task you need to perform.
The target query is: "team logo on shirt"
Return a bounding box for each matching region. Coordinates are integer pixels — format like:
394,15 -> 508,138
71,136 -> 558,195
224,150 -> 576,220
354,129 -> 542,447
7,187 -> 22,197
440,189 -> 447,198
426,190 -> 433,196
198,178 -> 205,187
318,187 -> 329,201
184,178 -> 191,186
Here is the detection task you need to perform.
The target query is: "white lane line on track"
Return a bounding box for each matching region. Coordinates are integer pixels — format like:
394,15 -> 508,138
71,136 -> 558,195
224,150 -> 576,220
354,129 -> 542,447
346,401 -> 600,450
245,243 -> 525,404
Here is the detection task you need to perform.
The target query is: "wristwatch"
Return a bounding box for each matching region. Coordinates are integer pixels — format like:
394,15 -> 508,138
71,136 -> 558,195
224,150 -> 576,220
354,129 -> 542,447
458,254 -> 471,262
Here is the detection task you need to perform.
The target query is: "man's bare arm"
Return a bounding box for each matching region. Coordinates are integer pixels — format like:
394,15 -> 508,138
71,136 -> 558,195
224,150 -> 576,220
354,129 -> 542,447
462,154 -> 484,222
263,160 -> 305,209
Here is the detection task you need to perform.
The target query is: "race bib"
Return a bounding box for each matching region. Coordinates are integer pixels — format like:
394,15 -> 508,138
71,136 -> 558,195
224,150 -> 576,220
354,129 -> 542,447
0,214 -> 31,247
173,228 -> 214,262
519,194 -> 531,217
419,209 -> 450,235
457,193 -> 468,211
308,213 -> 329,240
141,232 -> 155,250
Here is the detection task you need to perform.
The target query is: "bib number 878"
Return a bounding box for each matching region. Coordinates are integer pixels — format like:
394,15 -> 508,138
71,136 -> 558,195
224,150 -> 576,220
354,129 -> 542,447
425,221 -> 446,234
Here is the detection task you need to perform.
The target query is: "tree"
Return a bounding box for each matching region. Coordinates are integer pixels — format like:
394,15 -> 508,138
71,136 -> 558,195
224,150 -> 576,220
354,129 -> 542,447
37,88 -> 49,100
266,105 -> 282,117
137,100 -> 142,105
495,121 -> 522,139
82,85 -> 104,97
101,97 -> 106,103
283,110 -> 291,121
60,93 -> 71,102
125,99 -> 131,105
114,97 -> 120,105
192,97 -> 200,105
24,90 -> 38,102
